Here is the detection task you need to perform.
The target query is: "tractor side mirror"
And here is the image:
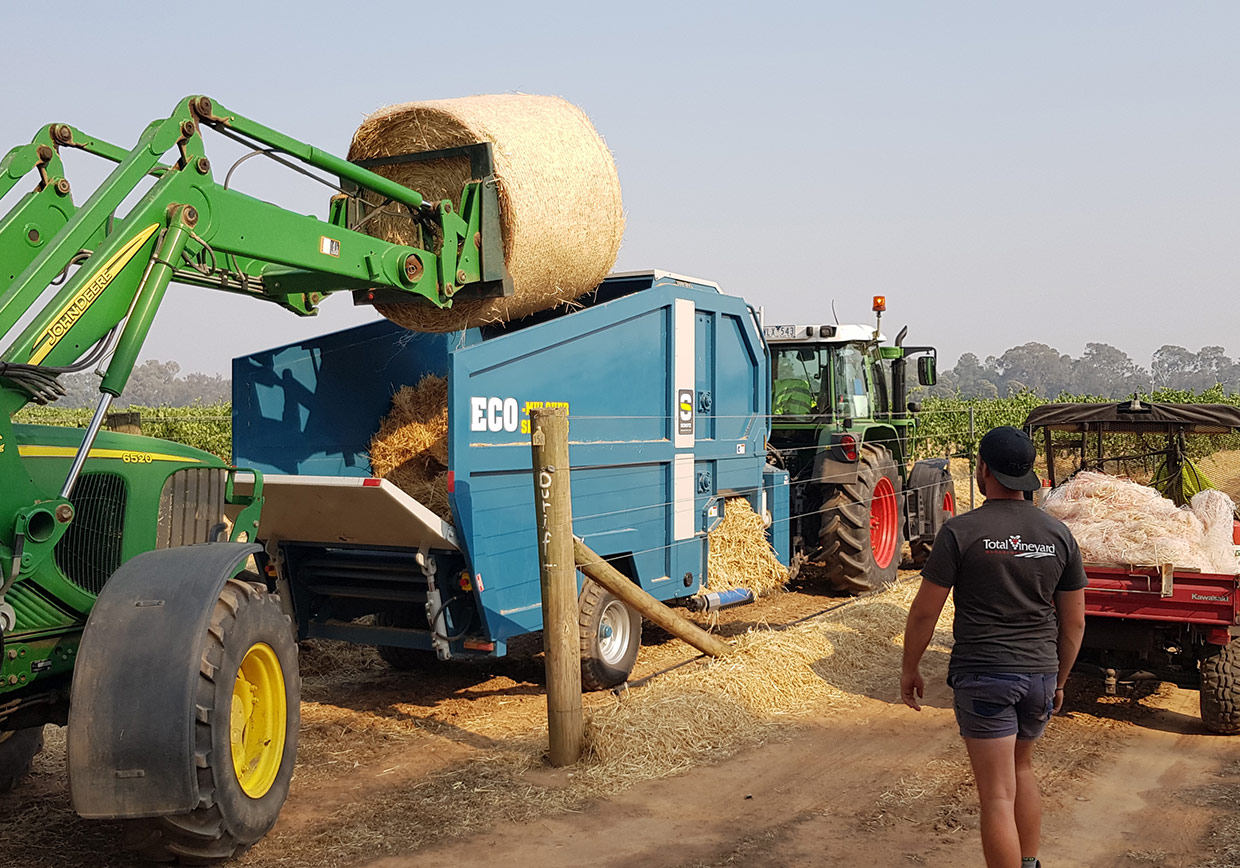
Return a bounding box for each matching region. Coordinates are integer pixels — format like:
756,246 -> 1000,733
796,348 -> 815,362
907,401 -> 922,414
917,356 -> 937,386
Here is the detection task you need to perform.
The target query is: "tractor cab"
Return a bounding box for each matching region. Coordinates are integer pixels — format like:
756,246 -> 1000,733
769,325 -> 886,423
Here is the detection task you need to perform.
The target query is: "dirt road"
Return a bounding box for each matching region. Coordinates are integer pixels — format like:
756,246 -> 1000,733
4,573 -> 1237,867
359,682 -> 1238,868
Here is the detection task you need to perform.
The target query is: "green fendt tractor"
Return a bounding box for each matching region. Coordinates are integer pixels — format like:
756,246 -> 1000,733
0,96 -> 507,861
765,296 -> 954,591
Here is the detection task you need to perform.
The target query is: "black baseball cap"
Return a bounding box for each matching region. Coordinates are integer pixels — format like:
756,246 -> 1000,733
978,426 -> 1041,492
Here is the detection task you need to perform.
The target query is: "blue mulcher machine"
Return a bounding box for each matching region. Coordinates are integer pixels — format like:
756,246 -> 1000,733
231,270 -> 789,689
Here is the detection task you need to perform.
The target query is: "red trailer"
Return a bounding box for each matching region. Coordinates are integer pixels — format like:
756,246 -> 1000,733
1025,400 -> 1240,733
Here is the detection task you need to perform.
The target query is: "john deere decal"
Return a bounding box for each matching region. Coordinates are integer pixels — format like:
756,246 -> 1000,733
28,223 -> 160,364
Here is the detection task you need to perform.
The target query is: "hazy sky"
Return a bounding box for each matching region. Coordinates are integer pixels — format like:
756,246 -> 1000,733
2,2 -> 1236,375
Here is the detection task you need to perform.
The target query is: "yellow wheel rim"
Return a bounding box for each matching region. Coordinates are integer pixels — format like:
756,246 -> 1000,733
230,642 -> 287,799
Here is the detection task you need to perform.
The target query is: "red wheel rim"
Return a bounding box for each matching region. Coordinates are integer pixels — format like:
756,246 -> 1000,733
870,476 -> 898,569
943,490 -> 955,516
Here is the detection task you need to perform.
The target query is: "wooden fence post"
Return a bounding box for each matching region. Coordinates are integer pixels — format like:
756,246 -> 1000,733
574,538 -> 732,659
104,411 -> 142,435
530,406 -> 583,766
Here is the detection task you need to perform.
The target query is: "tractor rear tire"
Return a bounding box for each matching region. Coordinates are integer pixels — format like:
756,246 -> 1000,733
374,608 -> 437,670
1199,641 -> 1240,734
908,478 -> 957,569
0,726 -> 43,792
820,444 -> 903,594
579,579 -> 641,691
124,580 -> 300,864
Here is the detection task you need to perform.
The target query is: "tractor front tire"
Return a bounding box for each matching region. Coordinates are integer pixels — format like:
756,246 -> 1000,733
820,444 -> 904,594
124,580 -> 300,864
0,726 -> 43,792
909,477 -> 957,569
1199,641 -> 1240,734
579,579 -> 641,691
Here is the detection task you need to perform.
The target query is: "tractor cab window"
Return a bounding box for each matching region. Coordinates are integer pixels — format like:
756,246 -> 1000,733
772,347 -> 823,415
771,344 -> 873,419
870,357 -> 891,416
832,345 -> 870,420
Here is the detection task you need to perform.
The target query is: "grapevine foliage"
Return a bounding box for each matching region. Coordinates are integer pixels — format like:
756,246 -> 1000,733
14,388 -> 1240,469
14,402 -> 232,461
910,388 -> 1240,462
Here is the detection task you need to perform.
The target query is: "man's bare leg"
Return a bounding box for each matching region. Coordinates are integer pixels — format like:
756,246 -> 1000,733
965,735 -> 1021,868
1014,738 -> 1041,862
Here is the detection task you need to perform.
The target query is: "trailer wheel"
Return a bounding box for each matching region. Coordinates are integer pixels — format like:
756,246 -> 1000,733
124,580 -> 300,863
579,579 -> 641,690
1199,641 -> 1240,734
908,478 -> 956,568
0,726 -> 43,792
820,444 -> 903,593
374,608 -> 436,670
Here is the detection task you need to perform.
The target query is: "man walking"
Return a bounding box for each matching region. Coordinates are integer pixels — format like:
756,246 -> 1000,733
901,426 -> 1087,868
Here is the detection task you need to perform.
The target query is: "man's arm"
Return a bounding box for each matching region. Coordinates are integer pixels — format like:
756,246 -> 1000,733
1053,588 -> 1086,712
901,579 -> 952,711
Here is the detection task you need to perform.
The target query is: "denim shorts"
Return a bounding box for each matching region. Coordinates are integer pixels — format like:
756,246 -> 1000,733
947,672 -> 1056,740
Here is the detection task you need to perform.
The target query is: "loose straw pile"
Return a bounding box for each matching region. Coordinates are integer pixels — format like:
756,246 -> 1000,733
705,497 -> 789,595
368,375 -> 452,520
349,94 -> 625,332
581,579 -> 943,790
1042,471 -> 1237,573
582,625 -> 834,783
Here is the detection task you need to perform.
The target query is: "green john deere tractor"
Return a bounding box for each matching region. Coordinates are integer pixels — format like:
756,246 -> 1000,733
765,297 -> 954,591
0,96 -> 507,861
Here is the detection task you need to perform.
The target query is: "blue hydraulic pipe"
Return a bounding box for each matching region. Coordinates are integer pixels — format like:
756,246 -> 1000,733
689,588 -> 755,613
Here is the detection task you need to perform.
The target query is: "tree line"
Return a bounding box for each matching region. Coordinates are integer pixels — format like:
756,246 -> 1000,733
39,342 -> 1240,408
56,360 -> 231,408
928,342 -> 1240,399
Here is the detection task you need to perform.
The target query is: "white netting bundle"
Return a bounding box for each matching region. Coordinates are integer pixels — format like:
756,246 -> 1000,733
1042,471 -> 1238,574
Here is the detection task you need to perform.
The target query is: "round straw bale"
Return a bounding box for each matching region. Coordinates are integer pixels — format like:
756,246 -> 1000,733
349,94 -> 625,332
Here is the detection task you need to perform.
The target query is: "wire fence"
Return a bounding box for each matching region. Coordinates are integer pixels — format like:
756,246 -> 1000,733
17,392 -> 1240,523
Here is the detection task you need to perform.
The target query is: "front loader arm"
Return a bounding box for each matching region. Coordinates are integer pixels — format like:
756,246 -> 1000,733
0,94 -> 509,621
2,94 -> 504,396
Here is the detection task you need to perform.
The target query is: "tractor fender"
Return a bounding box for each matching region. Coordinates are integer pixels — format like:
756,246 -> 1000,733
812,426 -> 905,486
67,542 -> 261,819
906,458 -> 952,539
812,451 -> 861,484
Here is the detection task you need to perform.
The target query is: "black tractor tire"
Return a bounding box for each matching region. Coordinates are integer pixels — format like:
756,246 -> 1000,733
820,444 -> 904,594
1199,641 -> 1240,734
374,608 -> 437,671
124,580 -> 300,864
0,726 -> 43,792
579,579 -> 641,691
908,477 -> 957,569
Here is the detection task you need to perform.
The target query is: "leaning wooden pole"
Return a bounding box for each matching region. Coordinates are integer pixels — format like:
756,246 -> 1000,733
573,538 -> 733,659
530,407 -> 583,766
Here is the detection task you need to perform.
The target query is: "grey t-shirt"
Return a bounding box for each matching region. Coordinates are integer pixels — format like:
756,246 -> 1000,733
922,498 -> 1088,675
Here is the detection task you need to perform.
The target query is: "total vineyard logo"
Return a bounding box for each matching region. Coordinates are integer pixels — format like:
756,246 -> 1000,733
981,535 -> 1058,559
